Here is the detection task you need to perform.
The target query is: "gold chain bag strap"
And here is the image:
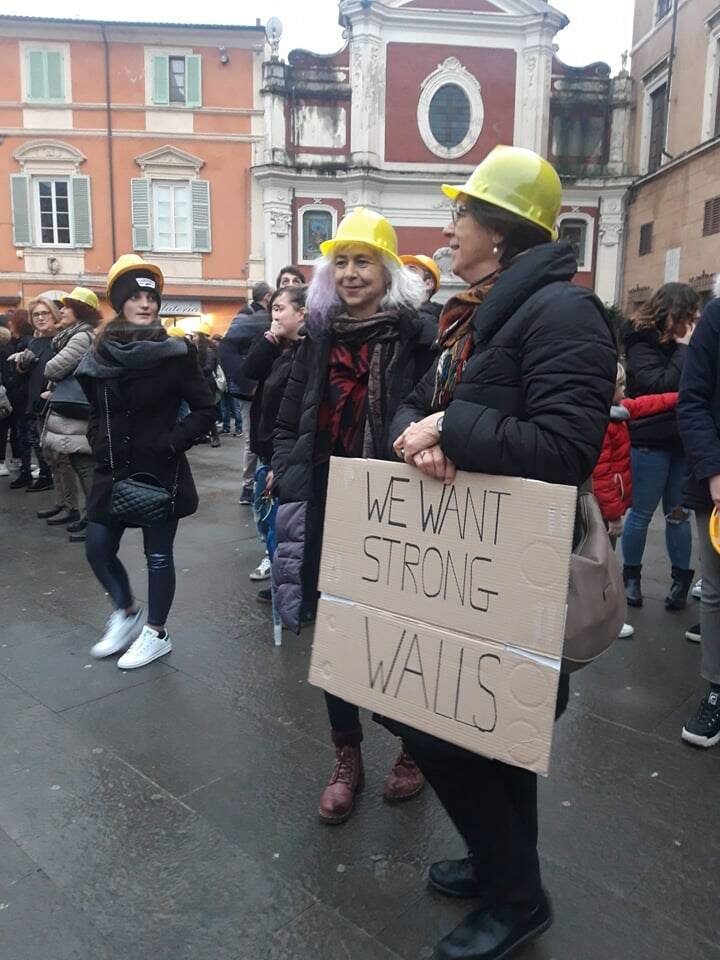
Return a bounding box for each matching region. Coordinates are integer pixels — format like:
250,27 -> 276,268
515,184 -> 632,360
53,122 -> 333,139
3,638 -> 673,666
104,385 -> 179,526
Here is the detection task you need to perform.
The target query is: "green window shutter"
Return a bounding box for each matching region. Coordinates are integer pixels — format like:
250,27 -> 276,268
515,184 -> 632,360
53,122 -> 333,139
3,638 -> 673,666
27,49 -> 47,101
130,178 -> 151,251
185,54 -> 202,108
10,175 -> 32,246
152,54 -> 170,105
191,179 -> 211,252
70,176 -> 92,247
45,50 -> 65,101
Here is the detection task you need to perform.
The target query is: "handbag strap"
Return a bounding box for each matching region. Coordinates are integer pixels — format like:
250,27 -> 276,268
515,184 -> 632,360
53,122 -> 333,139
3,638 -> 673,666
103,385 -> 117,482
104,383 -> 180,499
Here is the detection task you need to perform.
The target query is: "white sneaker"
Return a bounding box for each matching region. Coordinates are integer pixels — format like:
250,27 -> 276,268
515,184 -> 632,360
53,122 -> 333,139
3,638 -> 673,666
250,555 -> 272,581
618,623 -> 635,639
31,466 -> 40,479
692,578 -> 703,600
0,462 -> 8,477
117,625 -> 172,670
91,609 -> 143,659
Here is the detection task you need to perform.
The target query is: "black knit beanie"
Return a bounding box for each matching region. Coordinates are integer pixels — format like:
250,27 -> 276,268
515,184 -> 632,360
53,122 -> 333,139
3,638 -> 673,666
110,269 -> 162,313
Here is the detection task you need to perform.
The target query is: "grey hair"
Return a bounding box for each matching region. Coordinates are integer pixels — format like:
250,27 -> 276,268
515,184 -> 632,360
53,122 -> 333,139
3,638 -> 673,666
305,247 -> 427,334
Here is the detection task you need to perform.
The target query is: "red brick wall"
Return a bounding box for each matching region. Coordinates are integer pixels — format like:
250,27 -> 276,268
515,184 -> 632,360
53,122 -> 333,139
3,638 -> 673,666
385,43 -> 516,164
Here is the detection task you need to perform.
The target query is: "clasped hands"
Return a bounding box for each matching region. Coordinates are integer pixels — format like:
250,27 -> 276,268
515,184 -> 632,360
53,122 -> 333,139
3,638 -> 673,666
392,412 -> 456,485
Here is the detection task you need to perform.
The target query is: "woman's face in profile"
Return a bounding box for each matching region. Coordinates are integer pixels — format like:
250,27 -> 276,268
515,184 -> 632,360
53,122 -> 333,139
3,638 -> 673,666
333,244 -> 386,317
444,198 -> 500,282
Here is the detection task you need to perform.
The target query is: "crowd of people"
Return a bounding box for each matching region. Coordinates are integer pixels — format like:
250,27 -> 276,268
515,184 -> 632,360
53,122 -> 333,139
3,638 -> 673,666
2,143 -> 720,960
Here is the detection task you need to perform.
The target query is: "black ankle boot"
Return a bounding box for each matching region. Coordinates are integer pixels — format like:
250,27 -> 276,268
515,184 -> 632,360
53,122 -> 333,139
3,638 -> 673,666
665,567 -> 695,611
623,565 -> 643,608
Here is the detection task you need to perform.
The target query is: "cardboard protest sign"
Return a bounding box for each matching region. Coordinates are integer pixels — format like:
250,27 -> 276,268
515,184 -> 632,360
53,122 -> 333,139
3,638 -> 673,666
319,458 -> 577,659
311,599 -> 560,773
308,458 -> 577,775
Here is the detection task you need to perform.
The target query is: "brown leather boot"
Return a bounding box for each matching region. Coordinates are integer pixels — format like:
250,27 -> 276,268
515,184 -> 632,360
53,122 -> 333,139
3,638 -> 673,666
383,748 -> 425,802
318,745 -> 364,824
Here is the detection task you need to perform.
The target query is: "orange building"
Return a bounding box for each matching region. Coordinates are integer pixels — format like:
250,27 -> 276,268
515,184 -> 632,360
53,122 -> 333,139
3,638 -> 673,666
0,16 -> 267,332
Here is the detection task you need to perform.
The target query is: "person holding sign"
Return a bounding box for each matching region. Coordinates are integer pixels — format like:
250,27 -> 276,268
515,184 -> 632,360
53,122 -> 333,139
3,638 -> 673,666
272,207 -> 431,824
391,146 -> 617,960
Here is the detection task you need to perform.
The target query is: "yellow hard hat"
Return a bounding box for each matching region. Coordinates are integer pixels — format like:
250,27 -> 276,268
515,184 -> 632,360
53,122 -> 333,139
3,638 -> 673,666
320,207 -> 401,266
710,509 -> 720,554
106,254 -> 164,299
441,145 -> 562,240
62,287 -> 99,311
400,255 -> 441,294
166,326 -> 186,338
196,320 -> 212,336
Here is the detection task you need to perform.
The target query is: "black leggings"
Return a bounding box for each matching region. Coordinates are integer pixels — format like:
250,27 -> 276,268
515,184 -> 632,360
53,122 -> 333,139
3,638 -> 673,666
85,519 -> 179,626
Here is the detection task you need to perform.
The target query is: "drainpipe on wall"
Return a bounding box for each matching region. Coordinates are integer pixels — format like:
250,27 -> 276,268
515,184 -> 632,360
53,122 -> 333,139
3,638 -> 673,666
662,0 -> 679,162
101,24 -> 118,263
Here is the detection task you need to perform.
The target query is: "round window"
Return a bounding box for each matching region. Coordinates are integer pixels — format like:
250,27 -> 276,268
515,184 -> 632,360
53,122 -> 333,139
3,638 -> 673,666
428,84 -> 471,149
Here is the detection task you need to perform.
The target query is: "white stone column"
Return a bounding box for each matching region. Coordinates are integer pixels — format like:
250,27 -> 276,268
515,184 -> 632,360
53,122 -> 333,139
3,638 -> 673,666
595,194 -> 626,306
262,185 -> 293,285
514,41 -> 555,154
348,22 -> 386,166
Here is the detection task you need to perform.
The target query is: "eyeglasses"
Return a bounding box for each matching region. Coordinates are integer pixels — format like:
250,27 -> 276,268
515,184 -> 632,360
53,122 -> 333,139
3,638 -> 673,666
450,203 -> 471,226
32,310 -> 51,320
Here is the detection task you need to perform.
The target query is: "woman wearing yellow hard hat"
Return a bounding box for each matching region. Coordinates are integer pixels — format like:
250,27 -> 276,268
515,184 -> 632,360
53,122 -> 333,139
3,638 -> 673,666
390,146 -> 618,959
74,254 -> 216,669
42,286 -> 103,542
401,253 -> 443,374
272,206 -> 432,823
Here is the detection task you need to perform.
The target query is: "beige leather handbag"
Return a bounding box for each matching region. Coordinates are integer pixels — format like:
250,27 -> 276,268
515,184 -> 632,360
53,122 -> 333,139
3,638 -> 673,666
563,489 -> 626,672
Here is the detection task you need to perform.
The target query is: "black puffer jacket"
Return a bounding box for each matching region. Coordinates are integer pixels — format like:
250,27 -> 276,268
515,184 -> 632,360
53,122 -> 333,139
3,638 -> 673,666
272,311 -> 431,632
415,299 -> 442,379
678,297 -> 720,511
242,334 -> 299,463
622,322 -> 686,449
391,243 -> 617,487
218,311 -> 270,400
17,335 -> 55,414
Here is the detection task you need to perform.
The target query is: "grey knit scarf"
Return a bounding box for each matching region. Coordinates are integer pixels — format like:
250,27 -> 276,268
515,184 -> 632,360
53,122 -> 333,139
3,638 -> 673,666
76,335 -> 188,380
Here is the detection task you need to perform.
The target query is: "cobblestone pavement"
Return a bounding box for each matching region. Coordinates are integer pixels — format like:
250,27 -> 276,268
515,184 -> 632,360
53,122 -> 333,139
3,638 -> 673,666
1,440 -> 719,960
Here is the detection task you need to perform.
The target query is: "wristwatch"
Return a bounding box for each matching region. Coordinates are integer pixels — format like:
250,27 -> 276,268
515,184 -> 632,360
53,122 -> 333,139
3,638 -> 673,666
437,415 -> 445,435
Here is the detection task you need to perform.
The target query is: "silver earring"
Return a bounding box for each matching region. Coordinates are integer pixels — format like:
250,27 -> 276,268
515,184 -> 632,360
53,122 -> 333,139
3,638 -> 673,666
493,245 -> 500,257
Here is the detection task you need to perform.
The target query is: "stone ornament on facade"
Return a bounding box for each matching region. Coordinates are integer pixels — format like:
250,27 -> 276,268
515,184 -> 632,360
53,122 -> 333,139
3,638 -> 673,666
417,57 -> 484,160
269,211 -> 292,237
134,145 -> 205,179
13,140 -> 86,174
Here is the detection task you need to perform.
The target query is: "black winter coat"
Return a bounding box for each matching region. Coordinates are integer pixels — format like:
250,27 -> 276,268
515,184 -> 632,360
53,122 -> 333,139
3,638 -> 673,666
77,344 -> 216,523
272,311 -> 432,632
218,311 -> 270,399
678,297 -> 720,511
622,322 -> 686,449
242,334 -> 299,463
392,243 -> 617,488
17,335 -> 55,414
414,299 -> 442,379
1,335 -> 31,413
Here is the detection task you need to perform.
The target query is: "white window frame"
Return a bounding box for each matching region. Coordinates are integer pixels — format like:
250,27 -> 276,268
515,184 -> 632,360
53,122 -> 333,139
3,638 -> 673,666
34,176 -> 74,247
417,57 -> 484,160
639,64 -> 670,175
557,212 -> 595,272
20,41 -> 72,104
701,12 -> 720,142
298,204 -> 338,266
152,180 -> 192,252
144,46 -> 194,107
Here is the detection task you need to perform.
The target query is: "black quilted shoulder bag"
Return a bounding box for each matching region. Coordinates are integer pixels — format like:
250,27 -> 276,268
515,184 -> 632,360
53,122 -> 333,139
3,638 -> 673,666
104,386 -> 179,526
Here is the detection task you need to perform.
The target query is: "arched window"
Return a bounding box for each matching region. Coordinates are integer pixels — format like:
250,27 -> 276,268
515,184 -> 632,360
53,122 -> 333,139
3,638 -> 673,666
417,58 -> 484,160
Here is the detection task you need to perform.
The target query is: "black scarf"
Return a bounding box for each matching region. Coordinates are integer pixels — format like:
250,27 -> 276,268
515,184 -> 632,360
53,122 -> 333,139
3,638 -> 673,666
76,335 -> 188,380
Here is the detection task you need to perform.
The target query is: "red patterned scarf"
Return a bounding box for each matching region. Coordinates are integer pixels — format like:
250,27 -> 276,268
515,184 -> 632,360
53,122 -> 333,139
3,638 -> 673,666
432,272 -> 498,410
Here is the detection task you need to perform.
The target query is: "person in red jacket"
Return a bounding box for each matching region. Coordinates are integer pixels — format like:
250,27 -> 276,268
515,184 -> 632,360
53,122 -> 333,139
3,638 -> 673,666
593,363 -> 678,637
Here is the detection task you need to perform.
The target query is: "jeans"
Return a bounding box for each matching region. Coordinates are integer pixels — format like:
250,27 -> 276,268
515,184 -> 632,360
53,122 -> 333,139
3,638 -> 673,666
621,447 -> 692,569
238,398 -> 256,486
85,518 -> 179,626
696,512 -> 720,684
28,414 -> 51,478
221,394 -> 242,432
